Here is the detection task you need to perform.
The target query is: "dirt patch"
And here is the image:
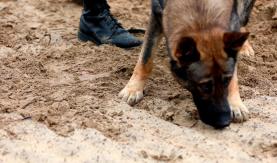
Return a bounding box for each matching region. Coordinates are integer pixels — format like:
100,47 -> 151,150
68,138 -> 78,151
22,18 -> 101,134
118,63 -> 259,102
0,0 -> 276,162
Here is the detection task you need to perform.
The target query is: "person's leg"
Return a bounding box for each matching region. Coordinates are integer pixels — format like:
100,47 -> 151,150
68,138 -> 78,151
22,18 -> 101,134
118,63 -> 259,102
83,0 -> 108,15
78,0 -> 142,48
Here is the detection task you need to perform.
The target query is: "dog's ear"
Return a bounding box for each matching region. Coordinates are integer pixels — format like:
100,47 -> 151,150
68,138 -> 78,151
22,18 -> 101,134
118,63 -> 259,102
223,32 -> 249,58
223,32 -> 249,49
176,37 -> 200,65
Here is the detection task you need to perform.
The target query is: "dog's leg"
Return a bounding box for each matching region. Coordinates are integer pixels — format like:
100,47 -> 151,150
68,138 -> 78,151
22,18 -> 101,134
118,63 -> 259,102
228,65 -> 249,122
237,0 -> 256,26
119,3 -> 163,106
236,0 -> 256,56
239,27 -> 255,56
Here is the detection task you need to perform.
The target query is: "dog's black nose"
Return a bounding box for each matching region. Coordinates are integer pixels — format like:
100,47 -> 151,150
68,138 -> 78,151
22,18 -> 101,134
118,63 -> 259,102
193,96 -> 232,129
212,118 -> 231,129
199,110 -> 231,129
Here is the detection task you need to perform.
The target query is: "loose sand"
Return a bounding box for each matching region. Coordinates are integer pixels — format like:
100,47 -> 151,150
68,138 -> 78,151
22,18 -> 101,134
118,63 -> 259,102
0,0 -> 276,162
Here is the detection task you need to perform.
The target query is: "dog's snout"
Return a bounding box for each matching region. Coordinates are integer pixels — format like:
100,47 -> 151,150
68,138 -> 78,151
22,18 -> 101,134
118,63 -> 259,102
194,97 -> 232,129
211,112 -> 231,129
200,110 -> 231,129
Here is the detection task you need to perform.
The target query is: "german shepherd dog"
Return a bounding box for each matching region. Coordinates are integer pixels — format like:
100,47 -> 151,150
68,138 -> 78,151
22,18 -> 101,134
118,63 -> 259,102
119,0 -> 256,129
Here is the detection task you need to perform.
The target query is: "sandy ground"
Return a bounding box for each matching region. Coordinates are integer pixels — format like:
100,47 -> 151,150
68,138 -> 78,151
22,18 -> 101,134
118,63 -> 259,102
0,0 -> 276,162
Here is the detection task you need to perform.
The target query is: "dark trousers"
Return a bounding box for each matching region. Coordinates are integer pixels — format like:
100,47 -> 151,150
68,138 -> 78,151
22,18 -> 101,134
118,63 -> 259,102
83,0 -> 109,15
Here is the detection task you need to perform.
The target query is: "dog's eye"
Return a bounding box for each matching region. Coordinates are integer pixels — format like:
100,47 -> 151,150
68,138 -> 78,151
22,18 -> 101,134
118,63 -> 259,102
198,80 -> 213,94
222,76 -> 233,87
176,37 -> 200,64
179,46 -> 200,63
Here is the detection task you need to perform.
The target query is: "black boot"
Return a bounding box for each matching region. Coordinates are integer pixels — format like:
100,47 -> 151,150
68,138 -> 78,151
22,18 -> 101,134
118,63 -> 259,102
78,0 -> 142,48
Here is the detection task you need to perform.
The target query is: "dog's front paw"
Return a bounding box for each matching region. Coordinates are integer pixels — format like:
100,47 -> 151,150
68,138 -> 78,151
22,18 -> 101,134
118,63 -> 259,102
239,41 -> 255,56
118,82 -> 144,106
230,101 -> 249,123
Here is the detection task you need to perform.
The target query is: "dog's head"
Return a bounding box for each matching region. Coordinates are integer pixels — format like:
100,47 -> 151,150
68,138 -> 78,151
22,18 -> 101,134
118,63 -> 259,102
170,29 -> 249,129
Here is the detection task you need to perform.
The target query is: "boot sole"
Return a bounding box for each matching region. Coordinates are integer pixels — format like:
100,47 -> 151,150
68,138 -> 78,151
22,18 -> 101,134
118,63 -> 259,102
78,30 -> 102,45
78,30 -> 142,49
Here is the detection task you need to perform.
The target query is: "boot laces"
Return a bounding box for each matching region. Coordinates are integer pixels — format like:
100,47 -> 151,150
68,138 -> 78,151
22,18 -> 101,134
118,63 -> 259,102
101,9 -> 125,35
